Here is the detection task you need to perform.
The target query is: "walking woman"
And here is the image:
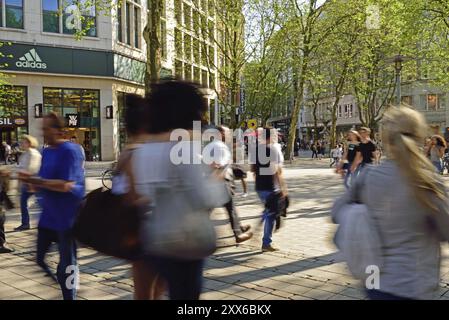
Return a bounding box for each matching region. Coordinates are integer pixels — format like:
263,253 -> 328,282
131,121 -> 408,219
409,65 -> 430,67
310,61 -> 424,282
132,81 -> 228,300
311,143 -> 318,159
110,94 -> 165,300
15,135 -> 42,231
430,135 -> 446,174
333,105 -> 449,300
337,130 -> 362,189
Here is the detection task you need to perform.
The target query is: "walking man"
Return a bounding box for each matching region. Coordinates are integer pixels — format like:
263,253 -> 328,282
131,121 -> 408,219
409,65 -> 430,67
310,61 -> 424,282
208,126 -> 253,243
357,127 -> 378,170
251,127 -> 288,252
20,112 -> 85,300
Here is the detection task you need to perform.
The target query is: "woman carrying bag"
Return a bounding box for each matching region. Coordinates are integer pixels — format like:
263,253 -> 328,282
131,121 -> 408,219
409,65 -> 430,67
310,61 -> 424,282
332,105 -> 449,300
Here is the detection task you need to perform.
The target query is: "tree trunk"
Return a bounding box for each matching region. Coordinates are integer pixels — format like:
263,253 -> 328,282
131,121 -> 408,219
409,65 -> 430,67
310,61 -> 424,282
312,104 -> 319,142
143,0 -> 162,95
286,56 -> 308,161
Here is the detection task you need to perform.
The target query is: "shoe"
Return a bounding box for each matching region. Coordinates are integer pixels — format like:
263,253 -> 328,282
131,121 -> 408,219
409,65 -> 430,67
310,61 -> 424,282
0,246 -> 15,254
241,193 -> 248,198
241,224 -> 251,233
261,245 -> 279,252
14,225 -> 30,231
236,232 -> 253,243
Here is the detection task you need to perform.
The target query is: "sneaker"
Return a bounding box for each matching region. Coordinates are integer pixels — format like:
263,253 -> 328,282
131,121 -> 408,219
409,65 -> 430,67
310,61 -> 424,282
240,224 -> 251,233
236,232 -> 253,243
0,246 -> 15,254
14,225 -> 30,231
241,193 -> 248,198
261,245 -> 279,252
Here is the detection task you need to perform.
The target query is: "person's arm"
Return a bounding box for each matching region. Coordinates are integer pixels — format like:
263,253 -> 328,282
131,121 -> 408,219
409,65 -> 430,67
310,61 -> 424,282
274,167 -> 288,197
28,177 -> 75,193
438,146 -> 445,158
350,151 -> 362,172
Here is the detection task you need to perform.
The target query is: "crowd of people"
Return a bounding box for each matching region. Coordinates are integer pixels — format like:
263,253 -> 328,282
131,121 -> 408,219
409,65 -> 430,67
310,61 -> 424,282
0,80 -> 289,301
2,84 -> 449,301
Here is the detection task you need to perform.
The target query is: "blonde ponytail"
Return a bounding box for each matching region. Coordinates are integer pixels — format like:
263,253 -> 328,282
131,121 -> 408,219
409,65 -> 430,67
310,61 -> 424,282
382,105 -> 446,213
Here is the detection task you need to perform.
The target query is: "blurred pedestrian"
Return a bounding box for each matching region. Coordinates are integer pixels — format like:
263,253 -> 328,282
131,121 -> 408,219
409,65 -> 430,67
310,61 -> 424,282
134,81 -> 228,300
110,94 -> 165,300
0,168 -> 14,254
358,127 -> 378,170
430,135 -> 446,174
337,130 -> 362,189
311,143 -> 318,159
333,105 -> 449,300
14,135 -> 42,231
208,126 -> 252,243
251,127 -> 288,252
2,142 -> 11,165
20,112 -> 85,300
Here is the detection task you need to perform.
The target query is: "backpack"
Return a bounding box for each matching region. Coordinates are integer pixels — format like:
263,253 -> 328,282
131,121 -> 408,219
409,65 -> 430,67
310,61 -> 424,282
332,168 -> 383,281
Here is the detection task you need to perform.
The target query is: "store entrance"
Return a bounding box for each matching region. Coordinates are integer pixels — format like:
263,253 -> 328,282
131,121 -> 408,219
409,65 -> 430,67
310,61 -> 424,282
63,127 -> 99,161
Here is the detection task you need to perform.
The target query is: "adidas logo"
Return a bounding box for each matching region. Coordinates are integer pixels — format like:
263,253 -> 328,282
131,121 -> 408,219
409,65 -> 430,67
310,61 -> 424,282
16,48 -> 47,69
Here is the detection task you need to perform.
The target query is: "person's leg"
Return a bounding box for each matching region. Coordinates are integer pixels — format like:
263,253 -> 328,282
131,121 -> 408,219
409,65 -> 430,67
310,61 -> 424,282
56,230 -> 78,300
36,227 -> 57,281
258,191 -> 275,248
241,179 -> 248,194
149,256 -> 204,300
0,208 -> 5,247
19,185 -> 32,227
132,260 -> 166,300
224,197 -> 242,238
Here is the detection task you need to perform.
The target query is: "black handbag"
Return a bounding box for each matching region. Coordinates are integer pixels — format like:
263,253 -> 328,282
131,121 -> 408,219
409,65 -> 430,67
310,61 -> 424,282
265,192 -> 289,230
73,147 -> 143,260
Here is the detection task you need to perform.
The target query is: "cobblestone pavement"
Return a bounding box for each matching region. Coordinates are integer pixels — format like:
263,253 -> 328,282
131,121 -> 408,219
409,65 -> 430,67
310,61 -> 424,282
2,160 -> 449,300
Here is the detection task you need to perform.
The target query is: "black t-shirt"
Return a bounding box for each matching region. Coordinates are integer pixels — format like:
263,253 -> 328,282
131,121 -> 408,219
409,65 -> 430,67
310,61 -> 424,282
347,143 -> 360,163
359,141 -> 376,164
254,145 -> 281,191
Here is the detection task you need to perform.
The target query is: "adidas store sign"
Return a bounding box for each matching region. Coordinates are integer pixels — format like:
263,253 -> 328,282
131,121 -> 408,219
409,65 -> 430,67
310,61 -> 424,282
16,49 -> 47,69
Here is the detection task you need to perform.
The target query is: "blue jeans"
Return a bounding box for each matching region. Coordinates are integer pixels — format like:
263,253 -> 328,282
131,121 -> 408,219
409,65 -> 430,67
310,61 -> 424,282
36,227 -> 78,300
257,190 -> 276,247
20,185 -> 33,227
433,160 -> 442,173
146,256 -> 204,300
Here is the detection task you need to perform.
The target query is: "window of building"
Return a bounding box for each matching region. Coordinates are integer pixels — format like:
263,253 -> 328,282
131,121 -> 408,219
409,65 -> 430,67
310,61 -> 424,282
427,94 -> 438,111
43,0 -> 59,33
0,86 -> 28,147
348,104 -> 353,118
174,0 -> 182,24
134,6 -> 140,48
175,28 -> 182,58
202,70 -> 208,87
184,34 -> 192,62
175,59 -> 183,78
338,105 -> 342,118
125,2 -> 131,45
43,0 -> 96,36
1,0 -> 24,29
184,63 -> 192,81
43,88 -> 101,160
209,72 -> 215,89
117,2 -> 123,41
401,95 -> 413,106
184,4 -> 191,30
438,94 -> 446,110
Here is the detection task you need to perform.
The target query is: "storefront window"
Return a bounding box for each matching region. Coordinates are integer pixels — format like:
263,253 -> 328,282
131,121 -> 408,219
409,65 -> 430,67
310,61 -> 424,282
0,86 -> 28,154
43,88 -> 101,160
5,0 -> 23,29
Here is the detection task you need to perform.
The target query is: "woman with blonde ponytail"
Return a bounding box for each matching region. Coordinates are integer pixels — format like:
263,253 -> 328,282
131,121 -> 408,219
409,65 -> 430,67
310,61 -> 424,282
333,104 -> 449,300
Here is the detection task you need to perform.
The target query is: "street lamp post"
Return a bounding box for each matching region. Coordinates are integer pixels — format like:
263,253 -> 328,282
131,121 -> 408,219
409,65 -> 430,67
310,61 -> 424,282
393,55 -> 404,106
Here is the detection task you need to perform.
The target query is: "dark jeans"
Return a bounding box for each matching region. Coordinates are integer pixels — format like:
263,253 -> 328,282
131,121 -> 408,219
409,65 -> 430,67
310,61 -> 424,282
146,256 -> 204,300
0,209 -> 5,247
366,289 -> 411,300
257,190 -> 276,247
311,151 -> 318,158
20,185 -> 33,227
36,227 -> 78,300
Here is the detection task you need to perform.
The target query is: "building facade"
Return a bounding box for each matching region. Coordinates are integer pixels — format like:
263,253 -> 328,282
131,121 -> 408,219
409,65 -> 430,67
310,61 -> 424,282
0,0 -> 220,160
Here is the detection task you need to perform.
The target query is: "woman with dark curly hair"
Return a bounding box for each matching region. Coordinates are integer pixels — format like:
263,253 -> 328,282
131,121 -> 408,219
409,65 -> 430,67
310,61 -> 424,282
430,135 -> 446,174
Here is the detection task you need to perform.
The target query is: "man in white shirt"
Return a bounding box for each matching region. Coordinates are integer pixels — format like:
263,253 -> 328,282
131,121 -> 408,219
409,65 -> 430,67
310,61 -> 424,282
207,126 -> 253,243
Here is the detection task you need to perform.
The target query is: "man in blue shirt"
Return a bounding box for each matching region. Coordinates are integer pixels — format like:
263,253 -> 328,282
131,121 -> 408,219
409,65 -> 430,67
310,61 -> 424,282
20,112 -> 85,300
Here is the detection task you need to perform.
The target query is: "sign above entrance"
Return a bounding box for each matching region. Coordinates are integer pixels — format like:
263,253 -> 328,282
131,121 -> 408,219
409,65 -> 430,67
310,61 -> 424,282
66,114 -> 80,128
0,117 -> 28,128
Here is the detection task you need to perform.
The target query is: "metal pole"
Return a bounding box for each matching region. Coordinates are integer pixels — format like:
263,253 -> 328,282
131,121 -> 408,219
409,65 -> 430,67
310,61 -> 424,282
396,66 -> 401,106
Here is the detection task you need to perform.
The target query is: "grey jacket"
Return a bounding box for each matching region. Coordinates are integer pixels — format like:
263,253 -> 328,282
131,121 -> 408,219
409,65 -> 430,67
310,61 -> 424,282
333,160 -> 449,299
